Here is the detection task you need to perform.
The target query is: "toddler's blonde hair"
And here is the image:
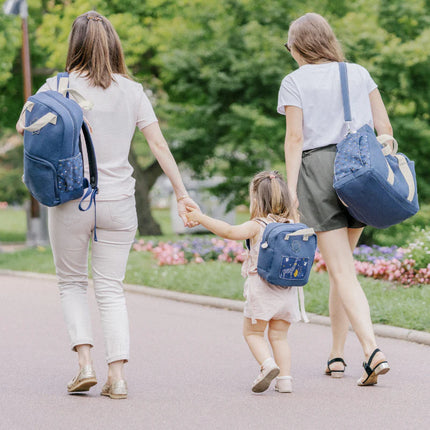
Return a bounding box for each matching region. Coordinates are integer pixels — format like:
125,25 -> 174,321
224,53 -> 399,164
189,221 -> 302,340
249,171 -> 296,222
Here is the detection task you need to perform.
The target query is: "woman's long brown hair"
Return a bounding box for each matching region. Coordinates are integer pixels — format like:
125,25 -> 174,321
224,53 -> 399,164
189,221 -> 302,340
287,13 -> 344,64
65,11 -> 130,89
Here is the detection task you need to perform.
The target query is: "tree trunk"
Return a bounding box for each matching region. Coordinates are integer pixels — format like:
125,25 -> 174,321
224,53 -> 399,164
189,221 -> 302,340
129,149 -> 164,236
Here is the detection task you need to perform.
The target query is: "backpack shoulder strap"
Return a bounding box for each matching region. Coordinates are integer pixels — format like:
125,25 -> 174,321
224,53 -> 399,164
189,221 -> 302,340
254,218 -> 268,227
57,72 -> 70,97
245,218 -> 268,250
81,121 -> 98,190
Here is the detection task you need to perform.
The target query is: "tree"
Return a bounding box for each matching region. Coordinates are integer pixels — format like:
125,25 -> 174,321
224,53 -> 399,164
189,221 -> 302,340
1,0 -> 430,233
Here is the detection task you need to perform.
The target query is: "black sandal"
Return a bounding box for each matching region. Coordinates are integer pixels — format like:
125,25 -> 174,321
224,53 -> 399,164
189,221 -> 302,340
325,357 -> 347,378
357,348 -> 390,386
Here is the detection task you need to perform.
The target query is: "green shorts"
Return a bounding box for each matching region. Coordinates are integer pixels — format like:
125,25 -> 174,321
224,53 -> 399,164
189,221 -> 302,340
297,144 -> 365,232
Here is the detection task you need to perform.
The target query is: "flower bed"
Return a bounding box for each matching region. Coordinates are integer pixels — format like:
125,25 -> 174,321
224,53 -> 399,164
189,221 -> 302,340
133,237 -> 245,266
315,245 -> 430,287
133,238 -> 430,286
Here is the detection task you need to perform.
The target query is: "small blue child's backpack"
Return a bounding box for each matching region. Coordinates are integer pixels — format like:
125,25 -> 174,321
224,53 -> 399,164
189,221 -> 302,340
248,221 -> 317,287
20,73 -> 98,212
333,62 -> 419,228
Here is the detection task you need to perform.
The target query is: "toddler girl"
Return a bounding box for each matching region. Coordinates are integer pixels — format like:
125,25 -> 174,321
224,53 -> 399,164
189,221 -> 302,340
186,171 -> 305,393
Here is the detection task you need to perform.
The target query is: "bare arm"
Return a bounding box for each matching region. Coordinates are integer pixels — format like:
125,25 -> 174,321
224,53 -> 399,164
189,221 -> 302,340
369,89 -> 393,136
284,106 -> 304,215
141,122 -> 199,225
186,209 -> 260,241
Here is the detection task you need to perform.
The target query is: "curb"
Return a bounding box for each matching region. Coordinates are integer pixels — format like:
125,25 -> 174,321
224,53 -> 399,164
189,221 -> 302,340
2,269 -> 430,346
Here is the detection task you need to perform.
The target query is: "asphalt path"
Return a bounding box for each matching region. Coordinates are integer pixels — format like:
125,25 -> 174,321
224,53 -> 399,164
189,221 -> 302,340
1,274 -> 429,430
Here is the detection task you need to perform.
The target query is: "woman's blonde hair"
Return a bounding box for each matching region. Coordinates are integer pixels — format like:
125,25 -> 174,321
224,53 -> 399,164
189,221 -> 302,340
66,11 -> 130,89
287,13 -> 344,64
249,171 -> 295,222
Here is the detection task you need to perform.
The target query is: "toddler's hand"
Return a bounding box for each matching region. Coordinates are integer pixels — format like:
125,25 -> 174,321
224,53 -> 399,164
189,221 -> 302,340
185,207 -> 202,223
177,196 -> 200,227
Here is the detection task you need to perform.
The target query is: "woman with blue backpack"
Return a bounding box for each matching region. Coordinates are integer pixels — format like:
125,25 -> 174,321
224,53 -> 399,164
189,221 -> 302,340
279,13 -> 391,386
17,11 -> 199,399
186,171 -> 311,394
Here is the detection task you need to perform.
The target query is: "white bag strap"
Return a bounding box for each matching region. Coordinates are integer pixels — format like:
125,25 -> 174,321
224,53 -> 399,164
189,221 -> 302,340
22,112 -> 57,132
298,287 -> 309,323
394,154 -> 415,201
17,101 -> 35,129
58,88 -> 94,110
58,77 -> 69,94
376,135 -> 415,200
377,134 -> 398,155
284,228 -> 315,241
385,160 -> 395,186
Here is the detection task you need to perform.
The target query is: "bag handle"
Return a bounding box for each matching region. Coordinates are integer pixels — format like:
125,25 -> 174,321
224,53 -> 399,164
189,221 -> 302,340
284,228 -> 315,241
377,134 -> 398,155
338,62 -> 353,134
22,112 -> 57,132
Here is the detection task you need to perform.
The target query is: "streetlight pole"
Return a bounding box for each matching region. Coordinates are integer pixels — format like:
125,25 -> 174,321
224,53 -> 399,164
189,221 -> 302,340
3,0 -> 49,245
21,11 -> 39,221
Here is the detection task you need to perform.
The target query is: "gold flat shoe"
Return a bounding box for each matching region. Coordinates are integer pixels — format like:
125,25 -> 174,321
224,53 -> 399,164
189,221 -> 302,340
101,380 -> 127,399
67,365 -> 97,392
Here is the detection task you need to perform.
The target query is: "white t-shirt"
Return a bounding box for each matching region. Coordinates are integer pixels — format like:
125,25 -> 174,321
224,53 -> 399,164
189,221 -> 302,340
38,73 -> 158,200
277,62 -> 377,151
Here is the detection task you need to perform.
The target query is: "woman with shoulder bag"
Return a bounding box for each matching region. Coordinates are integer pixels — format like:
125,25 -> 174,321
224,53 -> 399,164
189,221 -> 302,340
17,11 -> 199,399
278,13 -> 391,386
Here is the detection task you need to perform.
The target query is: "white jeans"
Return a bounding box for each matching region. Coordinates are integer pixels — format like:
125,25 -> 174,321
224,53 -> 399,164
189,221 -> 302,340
48,196 -> 137,364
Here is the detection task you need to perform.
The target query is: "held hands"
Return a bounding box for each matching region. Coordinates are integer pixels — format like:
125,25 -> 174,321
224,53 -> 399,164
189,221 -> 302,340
177,195 -> 200,228
185,206 -> 202,224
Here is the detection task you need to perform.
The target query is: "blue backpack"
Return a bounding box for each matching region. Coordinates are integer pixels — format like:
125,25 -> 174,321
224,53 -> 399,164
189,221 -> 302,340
21,73 -> 98,212
333,62 -> 419,228
247,221 -> 317,287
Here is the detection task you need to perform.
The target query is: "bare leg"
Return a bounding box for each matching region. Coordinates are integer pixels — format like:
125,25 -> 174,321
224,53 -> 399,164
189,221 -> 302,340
327,228 -> 364,371
108,360 -> 125,383
76,344 -> 93,368
268,320 -> 291,376
317,228 -> 377,359
243,318 -> 271,365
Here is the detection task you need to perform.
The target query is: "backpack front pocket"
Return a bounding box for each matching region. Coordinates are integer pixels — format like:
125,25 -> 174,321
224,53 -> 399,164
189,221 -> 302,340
57,154 -> 84,192
24,151 -> 59,206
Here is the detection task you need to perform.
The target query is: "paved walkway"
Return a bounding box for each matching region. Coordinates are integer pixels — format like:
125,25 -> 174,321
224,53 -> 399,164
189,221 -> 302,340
1,274 -> 429,430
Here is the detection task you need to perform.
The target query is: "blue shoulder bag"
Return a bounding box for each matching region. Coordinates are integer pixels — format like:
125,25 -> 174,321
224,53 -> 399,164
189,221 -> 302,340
333,62 -> 419,228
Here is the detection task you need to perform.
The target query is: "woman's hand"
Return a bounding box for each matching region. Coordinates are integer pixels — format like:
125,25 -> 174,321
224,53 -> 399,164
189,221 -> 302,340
16,121 -> 24,136
185,207 -> 202,224
177,196 -> 200,227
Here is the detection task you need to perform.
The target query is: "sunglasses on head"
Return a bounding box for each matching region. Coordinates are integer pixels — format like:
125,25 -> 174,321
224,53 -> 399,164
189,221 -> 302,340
284,42 -> 291,52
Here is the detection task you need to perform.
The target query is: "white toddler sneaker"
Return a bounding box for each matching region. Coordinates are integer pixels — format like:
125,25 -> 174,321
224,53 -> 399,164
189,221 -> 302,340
252,358 -> 280,393
275,376 -> 293,393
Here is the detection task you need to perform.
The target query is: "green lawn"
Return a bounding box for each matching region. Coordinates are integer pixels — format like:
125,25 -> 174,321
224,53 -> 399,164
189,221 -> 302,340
1,206 -> 429,332
1,244 -> 429,332
0,207 -> 26,242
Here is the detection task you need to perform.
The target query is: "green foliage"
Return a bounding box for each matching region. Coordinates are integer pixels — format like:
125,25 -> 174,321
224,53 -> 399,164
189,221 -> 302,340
0,244 -> 429,331
404,227 -> 430,269
0,146 -> 27,204
1,0 -> 430,209
360,204 -> 430,246
0,206 -> 26,242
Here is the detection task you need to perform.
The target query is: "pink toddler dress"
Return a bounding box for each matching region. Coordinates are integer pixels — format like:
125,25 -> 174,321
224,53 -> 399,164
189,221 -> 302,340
241,216 -> 308,324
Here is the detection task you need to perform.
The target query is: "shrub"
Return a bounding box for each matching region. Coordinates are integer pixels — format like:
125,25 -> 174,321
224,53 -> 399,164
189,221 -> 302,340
404,227 -> 430,270
359,204 -> 430,247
